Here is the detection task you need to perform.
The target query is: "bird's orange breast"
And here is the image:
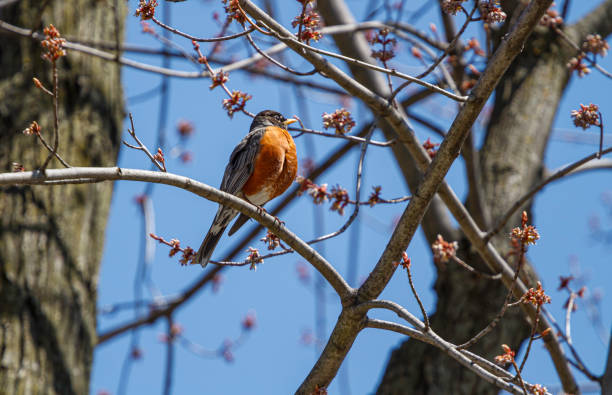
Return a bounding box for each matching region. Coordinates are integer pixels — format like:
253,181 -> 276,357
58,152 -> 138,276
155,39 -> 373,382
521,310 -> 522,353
242,126 -> 297,204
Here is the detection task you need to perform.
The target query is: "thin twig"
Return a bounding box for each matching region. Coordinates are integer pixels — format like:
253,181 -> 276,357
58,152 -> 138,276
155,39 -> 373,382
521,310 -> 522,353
152,16 -> 255,42
485,146 -> 612,242
517,304 -> 541,374
541,306 -> 602,382
361,312 -> 528,394
33,127 -> 70,168
244,29 -> 317,76
510,359 -> 529,395
251,20 -> 468,102
565,292 -> 577,346
304,122 -> 377,245
450,256 -> 502,280
554,27 -> 612,79
236,2 -> 272,36
390,3 -> 477,101
194,46 -> 255,118
289,127 -> 394,146
597,112 -> 604,159
457,243 -> 527,350
405,263 -> 429,330
122,113 -> 166,171
296,0 -> 308,45
33,77 -> 53,96
97,265 -> 223,344
40,62 -> 60,170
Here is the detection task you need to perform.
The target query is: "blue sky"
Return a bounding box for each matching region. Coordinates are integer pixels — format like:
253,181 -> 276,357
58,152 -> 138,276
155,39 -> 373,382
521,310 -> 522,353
91,1 -> 611,394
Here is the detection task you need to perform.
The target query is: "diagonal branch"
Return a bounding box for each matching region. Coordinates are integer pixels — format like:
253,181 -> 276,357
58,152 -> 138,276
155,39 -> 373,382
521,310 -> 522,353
236,0 -> 576,392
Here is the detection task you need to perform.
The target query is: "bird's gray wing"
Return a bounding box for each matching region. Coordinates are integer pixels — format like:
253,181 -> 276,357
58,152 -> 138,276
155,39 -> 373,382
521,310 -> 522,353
219,127 -> 265,194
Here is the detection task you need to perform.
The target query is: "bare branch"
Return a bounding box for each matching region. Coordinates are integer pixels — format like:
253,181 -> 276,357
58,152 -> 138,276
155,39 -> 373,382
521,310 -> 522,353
363,317 -> 527,394
152,16 -> 255,42
485,146 -> 612,242
0,167 -> 352,304
290,126 -> 395,146
40,62 -> 60,170
404,264 -> 430,330
122,113 -> 166,172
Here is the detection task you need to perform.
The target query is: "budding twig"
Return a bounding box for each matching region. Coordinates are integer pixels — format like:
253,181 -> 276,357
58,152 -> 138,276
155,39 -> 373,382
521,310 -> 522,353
244,28 -> 317,76
458,214 -> 536,350
122,113 -> 167,172
485,146 -> 612,242
406,259 -> 430,330
517,304 -> 541,374
450,255 -> 502,280
40,62 -> 61,171
289,126 -> 394,147
152,16 -> 255,42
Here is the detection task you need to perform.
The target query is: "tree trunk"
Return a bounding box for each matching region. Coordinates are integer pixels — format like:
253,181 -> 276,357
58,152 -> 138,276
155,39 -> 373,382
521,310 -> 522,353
376,24 -> 573,395
0,1 -> 125,394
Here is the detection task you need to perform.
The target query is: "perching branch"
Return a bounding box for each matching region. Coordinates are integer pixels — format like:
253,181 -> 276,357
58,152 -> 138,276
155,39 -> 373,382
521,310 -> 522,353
0,167 -> 353,303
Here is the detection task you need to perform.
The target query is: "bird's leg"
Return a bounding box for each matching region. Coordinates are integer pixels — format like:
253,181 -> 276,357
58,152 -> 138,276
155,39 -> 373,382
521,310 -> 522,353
255,205 -> 285,227
272,216 -> 285,227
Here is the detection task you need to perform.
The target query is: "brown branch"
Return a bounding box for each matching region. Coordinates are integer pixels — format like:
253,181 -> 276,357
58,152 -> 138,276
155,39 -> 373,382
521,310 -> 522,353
40,62 -> 60,170
361,313 -> 528,394
450,255 -> 502,280
290,126 -> 394,146
390,3 -> 477,100
405,264 -> 429,330
32,125 -> 70,168
485,146 -> 612,242
152,16 -> 255,42
510,359 -> 529,395
457,243 -> 527,350
122,113 -> 166,172
243,29 -> 317,76
517,304 -> 542,374
237,1 -> 579,392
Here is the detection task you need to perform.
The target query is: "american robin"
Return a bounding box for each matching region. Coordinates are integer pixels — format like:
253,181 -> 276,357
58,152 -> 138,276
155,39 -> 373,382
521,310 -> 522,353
196,110 -> 298,267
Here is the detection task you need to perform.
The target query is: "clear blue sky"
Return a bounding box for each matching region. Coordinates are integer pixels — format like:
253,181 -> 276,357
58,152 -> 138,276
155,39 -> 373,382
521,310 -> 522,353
91,1 -> 611,394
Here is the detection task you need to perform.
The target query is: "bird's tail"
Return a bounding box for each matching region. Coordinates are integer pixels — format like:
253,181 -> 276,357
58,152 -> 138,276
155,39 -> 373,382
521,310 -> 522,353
196,207 -> 237,267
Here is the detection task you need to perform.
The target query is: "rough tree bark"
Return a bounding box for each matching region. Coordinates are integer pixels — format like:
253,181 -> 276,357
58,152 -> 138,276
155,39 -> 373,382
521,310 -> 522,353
0,1 -> 125,394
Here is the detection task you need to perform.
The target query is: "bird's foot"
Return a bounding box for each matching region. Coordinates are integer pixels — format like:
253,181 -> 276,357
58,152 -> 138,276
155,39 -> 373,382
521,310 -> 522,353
272,215 -> 285,227
255,206 -> 284,227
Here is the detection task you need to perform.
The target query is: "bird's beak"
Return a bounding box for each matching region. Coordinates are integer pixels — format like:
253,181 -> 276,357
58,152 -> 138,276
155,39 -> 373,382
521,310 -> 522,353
284,118 -> 298,126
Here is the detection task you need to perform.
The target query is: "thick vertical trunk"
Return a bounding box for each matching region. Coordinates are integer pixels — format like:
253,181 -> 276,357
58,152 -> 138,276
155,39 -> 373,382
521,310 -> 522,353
0,1 -> 124,394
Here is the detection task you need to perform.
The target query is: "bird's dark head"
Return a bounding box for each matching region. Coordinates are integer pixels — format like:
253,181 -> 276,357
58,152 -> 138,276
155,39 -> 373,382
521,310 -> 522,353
250,110 -> 297,130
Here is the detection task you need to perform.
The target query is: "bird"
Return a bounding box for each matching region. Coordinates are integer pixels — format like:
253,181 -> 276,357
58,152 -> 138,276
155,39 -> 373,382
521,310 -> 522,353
195,110 -> 298,267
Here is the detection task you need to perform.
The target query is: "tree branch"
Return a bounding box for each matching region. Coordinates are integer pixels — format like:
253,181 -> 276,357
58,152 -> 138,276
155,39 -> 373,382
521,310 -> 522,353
363,318 -> 527,394
237,0 -> 577,392
0,168 -> 353,303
